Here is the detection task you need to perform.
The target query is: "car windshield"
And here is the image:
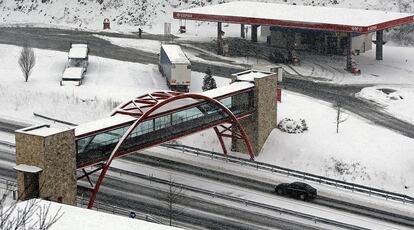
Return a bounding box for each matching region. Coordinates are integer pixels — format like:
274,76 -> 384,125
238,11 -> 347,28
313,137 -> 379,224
69,59 -> 84,67
305,185 -> 314,190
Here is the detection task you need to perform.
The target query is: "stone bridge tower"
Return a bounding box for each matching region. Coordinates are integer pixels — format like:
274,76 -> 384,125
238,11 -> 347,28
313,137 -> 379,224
14,124 -> 77,205
232,68 -> 280,156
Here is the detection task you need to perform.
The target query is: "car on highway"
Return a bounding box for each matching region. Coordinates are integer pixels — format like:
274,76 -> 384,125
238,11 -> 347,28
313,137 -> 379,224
275,182 -> 317,201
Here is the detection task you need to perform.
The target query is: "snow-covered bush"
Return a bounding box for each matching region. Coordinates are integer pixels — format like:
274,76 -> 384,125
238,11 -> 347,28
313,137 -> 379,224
325,157 -> 371,182
278,118 -> 308,133
201,68 -> 217,91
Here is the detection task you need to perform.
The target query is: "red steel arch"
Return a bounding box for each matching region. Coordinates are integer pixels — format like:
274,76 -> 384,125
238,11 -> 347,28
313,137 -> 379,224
87,92 -> 255,209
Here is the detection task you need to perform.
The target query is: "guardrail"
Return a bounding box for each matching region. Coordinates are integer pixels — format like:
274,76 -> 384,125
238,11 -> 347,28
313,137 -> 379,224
33,113 -> 78,126
161,144 -> 414,205
0,177 -> 18,200
77,196 -> 164,225
109,167 -> 368,230
0,177 -> 17,191
0,140 -> 15,148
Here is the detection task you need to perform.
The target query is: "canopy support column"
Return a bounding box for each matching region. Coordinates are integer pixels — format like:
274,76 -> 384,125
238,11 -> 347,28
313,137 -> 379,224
251,25 -> 258,42
217,22 -> 223,55
346,32 -> 352,71
241,24 -> 245,38
376,30 -> 383,60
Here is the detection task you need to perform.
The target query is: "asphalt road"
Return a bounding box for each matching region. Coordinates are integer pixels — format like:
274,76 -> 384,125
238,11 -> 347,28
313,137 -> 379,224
0,149 -> 320,230
123,153 -> 414,228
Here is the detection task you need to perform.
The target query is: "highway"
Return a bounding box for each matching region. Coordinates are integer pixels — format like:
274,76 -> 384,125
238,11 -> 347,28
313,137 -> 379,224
1,136 -> 413,229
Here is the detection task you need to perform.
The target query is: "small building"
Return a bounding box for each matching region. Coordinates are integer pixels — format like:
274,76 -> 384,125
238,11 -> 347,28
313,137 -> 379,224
261,26 -> 373,55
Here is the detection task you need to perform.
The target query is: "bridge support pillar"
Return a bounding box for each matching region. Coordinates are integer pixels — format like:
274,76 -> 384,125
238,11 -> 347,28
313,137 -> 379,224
232,69 -> 279,156
14,125 -> 77,205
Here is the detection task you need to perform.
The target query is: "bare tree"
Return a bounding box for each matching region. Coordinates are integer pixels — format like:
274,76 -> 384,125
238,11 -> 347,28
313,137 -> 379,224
335,98 -> 348,133
18,44 -> 36,82
0,184 -> 63,230
164,176 -> 185,226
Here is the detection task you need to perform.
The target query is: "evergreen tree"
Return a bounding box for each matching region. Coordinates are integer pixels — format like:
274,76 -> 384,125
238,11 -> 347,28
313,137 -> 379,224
202,68 -> 217,91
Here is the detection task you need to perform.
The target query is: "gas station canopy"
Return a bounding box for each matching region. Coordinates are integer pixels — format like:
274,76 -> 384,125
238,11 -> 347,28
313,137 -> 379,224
173,1 -> 414,33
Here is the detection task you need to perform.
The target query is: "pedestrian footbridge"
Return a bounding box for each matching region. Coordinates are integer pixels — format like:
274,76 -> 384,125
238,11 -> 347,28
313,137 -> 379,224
75,82 -> 256,169
14,69 -> 279,209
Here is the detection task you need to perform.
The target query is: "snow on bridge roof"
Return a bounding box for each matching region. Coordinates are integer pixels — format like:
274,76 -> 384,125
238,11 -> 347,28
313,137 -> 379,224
173,1 -> 414,33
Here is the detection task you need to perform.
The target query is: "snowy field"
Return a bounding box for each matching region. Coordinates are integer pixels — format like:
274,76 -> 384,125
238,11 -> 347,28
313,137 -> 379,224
0,44 -> 227,124
357,85 -> 414,124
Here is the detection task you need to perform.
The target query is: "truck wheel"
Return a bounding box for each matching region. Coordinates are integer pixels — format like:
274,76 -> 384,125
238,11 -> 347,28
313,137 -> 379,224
277,189 -> 283,195
300,194 -> 306,201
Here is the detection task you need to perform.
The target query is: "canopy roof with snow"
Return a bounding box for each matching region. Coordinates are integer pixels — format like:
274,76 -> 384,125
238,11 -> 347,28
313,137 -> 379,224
173,1 -> 414,33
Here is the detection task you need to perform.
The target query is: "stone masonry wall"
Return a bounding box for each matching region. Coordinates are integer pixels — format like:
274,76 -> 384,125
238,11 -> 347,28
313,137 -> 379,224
234,73 -> 278,155
15,129 -> 77,205
15,132 -> 44,201
43,129 -> 77,205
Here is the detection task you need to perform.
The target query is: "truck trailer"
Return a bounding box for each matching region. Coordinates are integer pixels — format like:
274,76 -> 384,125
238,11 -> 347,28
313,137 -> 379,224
158,44 -> 191,92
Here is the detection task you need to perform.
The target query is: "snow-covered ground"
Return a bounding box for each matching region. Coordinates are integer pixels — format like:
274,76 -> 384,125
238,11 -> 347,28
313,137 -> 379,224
0,44 -> 225,124
357,85 -> 414,124
7,199 -> 182,230
283,43 -> 414,85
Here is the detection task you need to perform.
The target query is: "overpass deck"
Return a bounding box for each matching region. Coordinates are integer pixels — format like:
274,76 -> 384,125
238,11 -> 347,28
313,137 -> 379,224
74,81 -> 256,168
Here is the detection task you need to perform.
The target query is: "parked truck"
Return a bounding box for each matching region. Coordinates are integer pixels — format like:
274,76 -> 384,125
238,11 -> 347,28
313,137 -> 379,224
158,44 -> 191,92
61,43 -> 89,86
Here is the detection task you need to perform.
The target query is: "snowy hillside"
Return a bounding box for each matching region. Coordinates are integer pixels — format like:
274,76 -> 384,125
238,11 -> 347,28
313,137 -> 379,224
0,0 -> 413,42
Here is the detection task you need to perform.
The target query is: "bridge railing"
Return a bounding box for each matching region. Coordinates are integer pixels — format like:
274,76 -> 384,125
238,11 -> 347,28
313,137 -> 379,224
161,144 -> 414,205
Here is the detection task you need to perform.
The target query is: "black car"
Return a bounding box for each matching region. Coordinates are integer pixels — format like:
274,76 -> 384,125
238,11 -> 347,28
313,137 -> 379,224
275,182 -> 317,201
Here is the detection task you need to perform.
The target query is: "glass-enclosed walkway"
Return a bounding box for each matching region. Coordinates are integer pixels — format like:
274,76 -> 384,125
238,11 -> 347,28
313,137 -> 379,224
75,86 -> 255,167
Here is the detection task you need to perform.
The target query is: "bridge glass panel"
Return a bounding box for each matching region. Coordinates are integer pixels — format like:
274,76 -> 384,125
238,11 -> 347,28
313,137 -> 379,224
76,125 -> 129,165
76,89 -> 255,167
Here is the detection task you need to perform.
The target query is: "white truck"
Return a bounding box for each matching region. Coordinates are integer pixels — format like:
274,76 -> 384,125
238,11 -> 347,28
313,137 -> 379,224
61,43 -> 89,86
158,44 -> 191,92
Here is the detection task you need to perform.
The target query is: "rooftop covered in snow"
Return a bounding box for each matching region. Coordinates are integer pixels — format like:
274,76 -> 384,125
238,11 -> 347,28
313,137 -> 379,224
68,44 -> 88,59
17,124 -> 70,137
173,1 -> 414,33
161,44 -> 191,64
231,70 -> 274,83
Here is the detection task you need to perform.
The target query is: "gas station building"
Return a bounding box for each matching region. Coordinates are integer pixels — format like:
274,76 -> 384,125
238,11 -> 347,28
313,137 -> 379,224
173,1 -> 414,71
